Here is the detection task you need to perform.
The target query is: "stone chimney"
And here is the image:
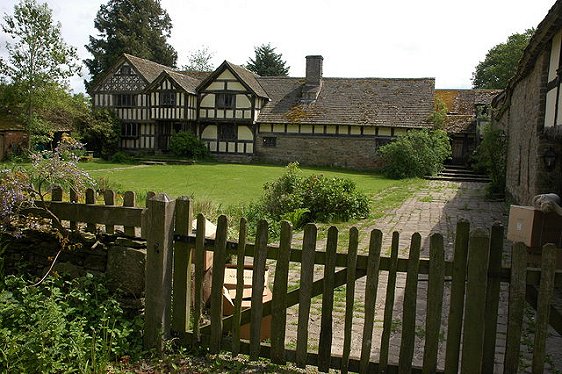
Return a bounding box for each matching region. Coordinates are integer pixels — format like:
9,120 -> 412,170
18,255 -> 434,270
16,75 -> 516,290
305,55 -> 323,86
301,55 -> 323,103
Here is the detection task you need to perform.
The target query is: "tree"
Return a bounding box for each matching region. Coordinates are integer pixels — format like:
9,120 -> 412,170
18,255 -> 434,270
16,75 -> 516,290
85,0 -> 178,90
246,43 -> 289,76
0,0 -> 80,149
182,46 -> 215,72
472,29 -> 535,89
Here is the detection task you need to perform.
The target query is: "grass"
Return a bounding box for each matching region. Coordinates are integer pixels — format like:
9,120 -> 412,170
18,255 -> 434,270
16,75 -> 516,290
79,160 -> 413,207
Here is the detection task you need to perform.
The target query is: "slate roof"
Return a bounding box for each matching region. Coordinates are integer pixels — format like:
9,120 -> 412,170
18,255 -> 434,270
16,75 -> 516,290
256,77 -> 435,128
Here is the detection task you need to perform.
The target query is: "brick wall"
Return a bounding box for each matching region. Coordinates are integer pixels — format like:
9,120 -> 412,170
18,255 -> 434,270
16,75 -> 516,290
254,134 -> 383,169
500,50 -> 562,204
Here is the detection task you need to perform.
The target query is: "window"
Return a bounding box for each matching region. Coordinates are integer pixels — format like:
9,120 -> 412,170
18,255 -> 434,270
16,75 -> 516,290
114,94 -> 136,107
218,124 -> 237,141
160,91 -> 176,107
263,137 -> 277,147
121,123 -> 139,138
216,93 -> 235,109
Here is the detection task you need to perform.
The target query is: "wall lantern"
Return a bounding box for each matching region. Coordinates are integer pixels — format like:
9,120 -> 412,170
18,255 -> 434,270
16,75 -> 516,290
543,148 -> 557,171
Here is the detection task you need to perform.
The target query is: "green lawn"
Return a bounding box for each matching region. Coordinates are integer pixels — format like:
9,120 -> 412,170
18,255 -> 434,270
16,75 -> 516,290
82,161 -> 411,207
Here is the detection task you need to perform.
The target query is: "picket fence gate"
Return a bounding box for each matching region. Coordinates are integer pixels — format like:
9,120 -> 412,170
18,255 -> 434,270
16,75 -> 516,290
33,190 -> 562,373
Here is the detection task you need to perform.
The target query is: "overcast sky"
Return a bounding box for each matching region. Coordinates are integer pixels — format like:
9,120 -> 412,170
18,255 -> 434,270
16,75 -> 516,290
0,0 -> 556,94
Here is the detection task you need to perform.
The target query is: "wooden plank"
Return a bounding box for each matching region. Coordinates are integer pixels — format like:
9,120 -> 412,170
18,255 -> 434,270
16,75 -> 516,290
85,188 -> 96,233
231,217 -> 248,356
192,214 -> 206,344
378,231 -> 399,374
143,193 -> 176,351
460,228 -> 490,373
341,227 -> 359,374
249,220 -> 269,360
171,197 -> 193,336
123,191 -> 136,236
51,186 -> 63,201
531,244 -> 557,373
360,229 -> 383,374
69,189 -> 78,231
422,233 -> 445,374
296,223 -> 318,368
503,242 -> 527,374
318,226 -> 339,372
35,201 -> 144,227
141,191 -> 156,240
209,215 -> 228,354
270,220 -> 292,364
103,190 -> 116,234
444,219 -> 470,374
398,232 -> 421,373
481,223 -> 503,373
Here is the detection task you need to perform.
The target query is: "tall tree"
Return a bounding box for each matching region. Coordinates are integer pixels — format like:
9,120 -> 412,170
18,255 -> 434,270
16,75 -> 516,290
246,43 -> 289,76
182,46 -> 215,72
85,0 -> 178,90
472,29 -> 535,89
0,0 -> 80,149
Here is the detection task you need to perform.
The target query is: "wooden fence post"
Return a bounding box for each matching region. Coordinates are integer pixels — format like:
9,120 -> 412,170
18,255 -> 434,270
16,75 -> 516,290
249,220 -> 269,360
171,196 -> 193,337
341,227 -> 359,374
143,193 -> 176,351
69,188 -> 78,231
209,215 -> 228,354
104,190 -> 115,234
123,191 -> 137,237
460,228 -> 490,373
85,188 -> 96,233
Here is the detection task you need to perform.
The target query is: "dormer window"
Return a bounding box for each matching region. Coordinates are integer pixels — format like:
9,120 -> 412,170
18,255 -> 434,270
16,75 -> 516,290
216,93 -> 235,109
160,91 -> 176,107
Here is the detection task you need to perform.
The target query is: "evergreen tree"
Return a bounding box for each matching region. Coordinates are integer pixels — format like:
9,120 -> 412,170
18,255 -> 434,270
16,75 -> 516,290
246,43 -> 289,76
472,29 -> 534,89
85,0 -> 178,90
0,0 -> 80,149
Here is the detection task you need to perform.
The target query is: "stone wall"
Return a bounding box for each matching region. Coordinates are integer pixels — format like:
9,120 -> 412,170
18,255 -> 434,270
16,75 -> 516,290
254,134 -> 384,169
2,229 -> 146,298
499,50 -> 562,204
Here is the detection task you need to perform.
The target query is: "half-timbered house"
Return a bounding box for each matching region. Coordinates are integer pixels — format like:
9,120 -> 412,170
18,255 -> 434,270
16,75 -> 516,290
90,53 -> 436,168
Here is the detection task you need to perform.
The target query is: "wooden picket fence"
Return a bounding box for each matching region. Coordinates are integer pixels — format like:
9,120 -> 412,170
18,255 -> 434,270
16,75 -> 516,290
27,190 -> 562,373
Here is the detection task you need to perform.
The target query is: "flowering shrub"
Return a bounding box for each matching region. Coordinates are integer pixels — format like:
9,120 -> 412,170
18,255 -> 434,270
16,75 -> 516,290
0,137 -> 95,242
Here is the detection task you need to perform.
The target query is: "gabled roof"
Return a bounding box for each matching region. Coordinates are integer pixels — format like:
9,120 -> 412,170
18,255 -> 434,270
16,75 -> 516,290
256,77 -> 435,128
144,70 -> 200,94
197,61 -> 269,99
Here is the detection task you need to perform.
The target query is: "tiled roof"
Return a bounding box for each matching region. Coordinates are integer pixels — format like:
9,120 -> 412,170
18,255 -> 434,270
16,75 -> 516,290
124,54 -> 174,83
435,89 -> 499,134
256,77 -> 435,127
165,70 -> 200,93
225,62 -> 269,99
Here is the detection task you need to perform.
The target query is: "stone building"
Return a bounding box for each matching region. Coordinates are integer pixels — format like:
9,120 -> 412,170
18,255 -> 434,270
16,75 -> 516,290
90,54 -> 435,169
436,89 -> 500,165
493,0 -> 562,204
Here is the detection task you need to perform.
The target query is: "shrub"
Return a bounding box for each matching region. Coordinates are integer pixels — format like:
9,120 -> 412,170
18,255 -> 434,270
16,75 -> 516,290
169,131 -> 209,159
472,124 -> 506,195
78,109 -> 121,159
245,163 -> 370,237
110,151 -> 136,164
378,129 -> 451,179
0,273 -> 143,372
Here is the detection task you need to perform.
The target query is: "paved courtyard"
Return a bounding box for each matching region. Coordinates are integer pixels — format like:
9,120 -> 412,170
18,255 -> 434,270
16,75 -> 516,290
276,180 -> 562,372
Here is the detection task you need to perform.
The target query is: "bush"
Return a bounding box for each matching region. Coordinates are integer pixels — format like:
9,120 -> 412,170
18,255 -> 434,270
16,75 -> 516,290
0,273 -> 143,372
110,151 -> 136,164
244,163 -> 370,237
78,109 -> 121,160
169,131 -> 209,159
378,129 -> 451,179
472,124 -> 506,195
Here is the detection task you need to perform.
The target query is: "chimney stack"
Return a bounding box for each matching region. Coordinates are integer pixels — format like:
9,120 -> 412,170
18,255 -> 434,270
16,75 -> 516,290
305,55 -> 323,86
